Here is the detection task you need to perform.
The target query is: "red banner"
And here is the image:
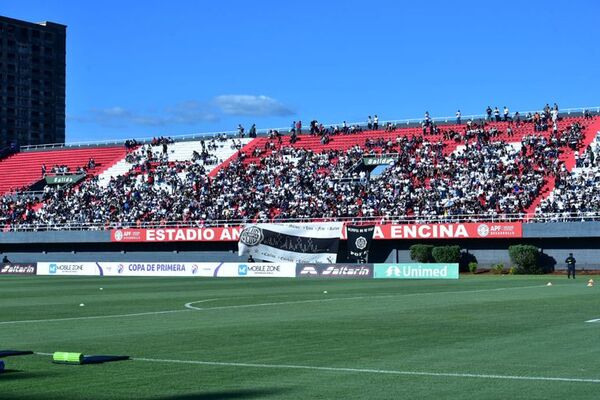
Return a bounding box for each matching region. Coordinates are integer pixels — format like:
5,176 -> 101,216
366,222 -> 522,240
110,222 -> 521,243
110,227 -> 243,242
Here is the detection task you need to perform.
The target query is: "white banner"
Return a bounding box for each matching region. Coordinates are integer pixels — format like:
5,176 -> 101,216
37,262 -> 102,276
98,262 -> 220,277
238,222 -> 342,263
214,263 -> 296,278
36,262 -> 296,278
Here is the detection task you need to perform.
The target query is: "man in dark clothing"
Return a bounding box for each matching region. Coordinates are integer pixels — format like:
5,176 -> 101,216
565,253 -> 576,279
1,255 -> 10,265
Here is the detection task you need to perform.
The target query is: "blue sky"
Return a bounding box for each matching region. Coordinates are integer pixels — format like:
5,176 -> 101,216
4,0 -> 600,143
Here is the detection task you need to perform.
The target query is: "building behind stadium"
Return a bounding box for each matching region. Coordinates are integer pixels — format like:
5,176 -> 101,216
0,15 -> 66,148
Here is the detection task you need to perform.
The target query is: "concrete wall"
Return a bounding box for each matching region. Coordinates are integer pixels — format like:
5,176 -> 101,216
523,222 -> 600,238
0,251 -> 244,263
0,230 -> 108,243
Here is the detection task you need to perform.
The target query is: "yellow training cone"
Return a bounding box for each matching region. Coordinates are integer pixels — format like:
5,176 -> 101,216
546,282 -> 553,286
587,282 -> 594,287
588,279 -> 594,284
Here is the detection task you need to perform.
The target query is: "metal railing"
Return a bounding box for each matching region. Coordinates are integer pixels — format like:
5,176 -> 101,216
4,212 -> 600,232
380,106 -> 600,126
19,129 -> 240,151
19,106 -> 600,152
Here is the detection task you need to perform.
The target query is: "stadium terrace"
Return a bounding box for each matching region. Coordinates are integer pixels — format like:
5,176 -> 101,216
0,105 -> 600,232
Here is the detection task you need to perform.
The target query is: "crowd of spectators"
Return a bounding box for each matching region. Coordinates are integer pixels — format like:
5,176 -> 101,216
0,195 -> 38,226
40,158 -> 97,178
536,134 -> 600,221
536,168 -> 600,221
0,109 -> 596,230
124,139 -> 140,151
574,141 -> 600,168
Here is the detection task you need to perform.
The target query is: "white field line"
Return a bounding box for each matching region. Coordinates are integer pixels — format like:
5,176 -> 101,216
132,357 -> 600,384
585,318 -> 600,323
185,297 -> 368,310
0,309 -> 190,325
184,284 -> 541,311
182,298 -> 218,310
32,352 -> 600,384
1,284 -> 544,325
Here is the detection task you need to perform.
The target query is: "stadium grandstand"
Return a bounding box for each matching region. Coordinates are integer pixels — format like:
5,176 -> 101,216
1,105 -> 600,268
1,105 -> 599,228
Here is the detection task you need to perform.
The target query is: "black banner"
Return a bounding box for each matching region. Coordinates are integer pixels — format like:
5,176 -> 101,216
0,263 -> 37,275
346,225 -> 375,261
296,264 -> 373,279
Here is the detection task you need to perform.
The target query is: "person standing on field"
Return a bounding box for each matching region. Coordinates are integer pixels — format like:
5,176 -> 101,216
565,253 -> 576,279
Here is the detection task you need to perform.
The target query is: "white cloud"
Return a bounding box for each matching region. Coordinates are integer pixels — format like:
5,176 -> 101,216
84,107 -> 165,127
168,101 -> 219,124
79,103 -> 218,127
70,95 -> 292,129
99,107 -> 131,117
214,95 -> 294,116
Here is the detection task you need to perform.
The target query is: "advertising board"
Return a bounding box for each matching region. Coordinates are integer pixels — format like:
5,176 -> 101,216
110,227 -> 242,243
36,262 -> 295,278
213,263 -> 296,278
110,222 -> 522,243
0,263 -> 37,275
99,262 -> 219,277
37,262 -> 102,276
374,263 -> 459,279
296,264 -> 373,278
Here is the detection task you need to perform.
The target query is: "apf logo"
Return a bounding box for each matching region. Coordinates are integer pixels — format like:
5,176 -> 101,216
114,230 -> 124,241
191,264 -> 198,275
49,263 -> 58,274
386,266 -> 401,277
477,224 -> 490,237
117,264 -> 124,274
238,264 -> 248,276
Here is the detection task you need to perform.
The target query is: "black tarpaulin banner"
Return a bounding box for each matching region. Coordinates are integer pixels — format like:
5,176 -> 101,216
346,225 -> 375,261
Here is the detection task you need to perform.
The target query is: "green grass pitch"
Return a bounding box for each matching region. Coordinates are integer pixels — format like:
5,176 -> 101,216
1,275 -> 599,399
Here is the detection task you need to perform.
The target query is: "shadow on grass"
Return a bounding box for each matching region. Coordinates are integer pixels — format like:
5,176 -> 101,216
0,388 -> 289,400
154,388 -> 289,399
0,369 -> 58,381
